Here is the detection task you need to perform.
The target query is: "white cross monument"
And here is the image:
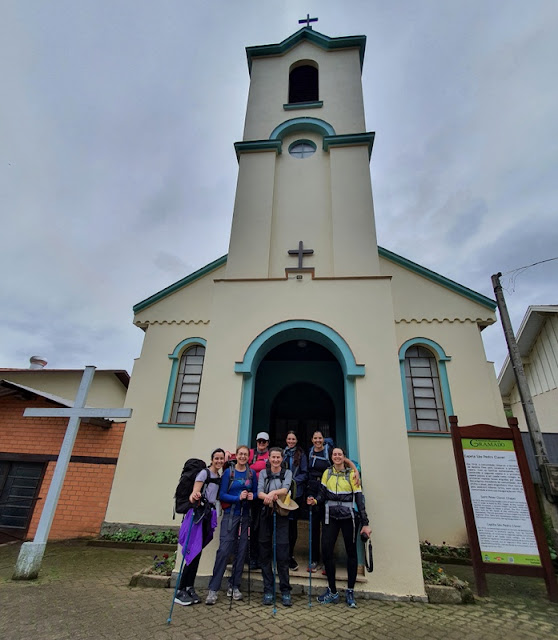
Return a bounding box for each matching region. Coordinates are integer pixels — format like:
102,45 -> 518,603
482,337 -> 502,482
12,366 -> 132,579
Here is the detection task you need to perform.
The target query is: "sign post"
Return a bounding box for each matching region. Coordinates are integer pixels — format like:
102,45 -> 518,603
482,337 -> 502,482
450,416 -> 557,602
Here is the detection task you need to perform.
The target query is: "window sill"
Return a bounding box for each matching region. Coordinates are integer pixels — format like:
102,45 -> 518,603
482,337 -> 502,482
158,422 -> 195,429
283,101 -> 323,111
407,431 -> 451,438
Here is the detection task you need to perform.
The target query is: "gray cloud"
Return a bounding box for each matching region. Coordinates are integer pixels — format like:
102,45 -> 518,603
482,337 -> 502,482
1,1 -> 557,376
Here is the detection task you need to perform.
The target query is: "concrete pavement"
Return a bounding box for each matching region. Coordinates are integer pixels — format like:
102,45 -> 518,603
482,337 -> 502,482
1,541 -> 557,640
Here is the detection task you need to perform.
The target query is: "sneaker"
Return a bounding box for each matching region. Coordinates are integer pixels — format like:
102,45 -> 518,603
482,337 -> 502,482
174,589 -> 194,606
282,592 -> 292,607
289,557 -> 299,571
227,586 -> 243,600
321,568 -> 327,575
205,590 -> 218,605
262,592 -> 273,605
345,589 -> 357,608
187,587 -> 201,604
317,588 -> 339,605
307,561 -> 320,573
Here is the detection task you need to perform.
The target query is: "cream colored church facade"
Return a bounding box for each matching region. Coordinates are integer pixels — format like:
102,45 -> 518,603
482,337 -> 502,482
106,27 -> 507,599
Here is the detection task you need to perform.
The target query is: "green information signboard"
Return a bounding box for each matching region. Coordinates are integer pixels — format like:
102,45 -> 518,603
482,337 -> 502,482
450,417 -> 557,602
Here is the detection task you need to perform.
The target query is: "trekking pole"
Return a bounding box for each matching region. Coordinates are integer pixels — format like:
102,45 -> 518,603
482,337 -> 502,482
308,504 -> 312,608
272,508 -> 277,616
247,504 -> 251,604
167,509 -> 195,625
229,501 -> 245,612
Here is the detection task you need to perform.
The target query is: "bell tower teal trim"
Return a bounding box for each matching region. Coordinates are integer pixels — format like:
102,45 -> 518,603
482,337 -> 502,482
235,320 -> 364,460
269,117 -> 335,141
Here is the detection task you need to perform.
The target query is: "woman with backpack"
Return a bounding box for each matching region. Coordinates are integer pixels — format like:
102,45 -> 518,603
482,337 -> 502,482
174,448 -> 225,607
306,431 -> 360,573
205,445 -> 258,605
307,447 -> 371,608
282,431 -> 307,570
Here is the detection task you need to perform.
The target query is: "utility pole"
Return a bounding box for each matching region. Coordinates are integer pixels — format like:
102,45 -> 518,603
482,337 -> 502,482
492,273 -> 557,518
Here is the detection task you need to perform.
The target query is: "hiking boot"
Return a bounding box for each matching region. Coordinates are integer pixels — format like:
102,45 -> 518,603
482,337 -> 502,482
307,561 -> 320,573
289,557 -> 299,571
174,589 -> 194,606
282,592 -> 292,607
345,589 -> 357,608
187,587 -> 201,604
205,590 -> 218,605
317,587 -> 339,604
262,592 -> 273,605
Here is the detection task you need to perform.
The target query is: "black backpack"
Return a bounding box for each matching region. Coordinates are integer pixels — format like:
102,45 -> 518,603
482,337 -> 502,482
174,458 -> 210,517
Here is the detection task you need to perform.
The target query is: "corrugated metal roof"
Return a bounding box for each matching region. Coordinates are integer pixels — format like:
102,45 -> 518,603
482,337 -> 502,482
0,380 -> 74,406
0,380 -> 114,427
498,305 -> 558,396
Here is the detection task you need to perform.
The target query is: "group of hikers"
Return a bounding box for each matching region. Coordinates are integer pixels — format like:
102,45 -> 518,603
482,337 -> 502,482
173,430 -> 371,610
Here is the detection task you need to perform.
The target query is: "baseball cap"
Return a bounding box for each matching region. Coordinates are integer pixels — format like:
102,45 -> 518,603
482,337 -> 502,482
256,431 -> 270,441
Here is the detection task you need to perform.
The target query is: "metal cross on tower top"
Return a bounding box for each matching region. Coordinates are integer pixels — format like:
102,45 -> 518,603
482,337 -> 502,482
288,241 -> 314,269
299,14 -> 318,29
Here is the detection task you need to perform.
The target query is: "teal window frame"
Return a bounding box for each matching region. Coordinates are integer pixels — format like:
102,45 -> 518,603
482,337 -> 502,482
398,338 -> 454,435
158,337 -> 207,429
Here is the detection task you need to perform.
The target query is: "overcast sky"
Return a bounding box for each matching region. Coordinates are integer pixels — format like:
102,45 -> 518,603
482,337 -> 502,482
1,1 -> 556,378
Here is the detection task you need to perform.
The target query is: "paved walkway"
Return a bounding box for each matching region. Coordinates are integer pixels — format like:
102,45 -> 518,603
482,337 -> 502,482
1,541 -> 557,640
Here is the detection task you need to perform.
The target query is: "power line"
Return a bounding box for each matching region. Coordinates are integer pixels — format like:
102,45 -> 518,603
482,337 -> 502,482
501,256 -> 558,293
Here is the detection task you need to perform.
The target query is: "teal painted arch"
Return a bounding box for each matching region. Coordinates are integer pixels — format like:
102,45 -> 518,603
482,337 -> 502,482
235,320 -> 364,461
160,337 -> 207,426
235,320 -> 364,378
398,337 -> 454,431
269,117 -> 335,142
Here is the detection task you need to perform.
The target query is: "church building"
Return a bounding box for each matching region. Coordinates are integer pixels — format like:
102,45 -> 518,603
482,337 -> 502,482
105,25 -> 506,599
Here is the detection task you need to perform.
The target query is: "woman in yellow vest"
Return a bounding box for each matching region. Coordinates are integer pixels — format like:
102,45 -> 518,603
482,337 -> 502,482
307,447 -> 371,608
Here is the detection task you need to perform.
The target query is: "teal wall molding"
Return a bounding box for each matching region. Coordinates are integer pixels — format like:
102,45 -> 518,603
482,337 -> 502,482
234,139 -> 283,160
235,320 -> 364,460
158,337 -> 207,428
398,337 -> 454,432
246,27 -> 366,74
283,100 -> 323,111
323,132 -> 375,159
269,117 -> 335,141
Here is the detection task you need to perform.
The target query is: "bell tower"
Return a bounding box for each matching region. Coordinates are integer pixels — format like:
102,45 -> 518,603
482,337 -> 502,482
225,27 -> 379,280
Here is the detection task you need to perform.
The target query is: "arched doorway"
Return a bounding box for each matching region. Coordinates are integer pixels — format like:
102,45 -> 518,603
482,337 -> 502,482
234,320 -> 365,460
270,382 -> 336,448
250,339 -> 344,449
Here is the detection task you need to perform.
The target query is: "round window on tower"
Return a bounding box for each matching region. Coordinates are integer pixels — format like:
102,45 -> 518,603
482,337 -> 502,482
288,139 -> 317,159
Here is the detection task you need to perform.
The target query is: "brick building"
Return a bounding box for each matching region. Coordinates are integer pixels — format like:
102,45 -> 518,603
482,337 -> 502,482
0,364 -> 128,542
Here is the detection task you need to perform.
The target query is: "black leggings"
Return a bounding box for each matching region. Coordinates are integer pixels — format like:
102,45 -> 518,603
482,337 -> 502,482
178,514 -> 212,590
321,517 -> 358,592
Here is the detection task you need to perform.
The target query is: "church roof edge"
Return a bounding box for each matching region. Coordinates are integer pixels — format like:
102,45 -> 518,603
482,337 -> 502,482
245,27 -> 366,75
132,249 -> 496,315
133,254 -> 227,314
378,247 -> 497,311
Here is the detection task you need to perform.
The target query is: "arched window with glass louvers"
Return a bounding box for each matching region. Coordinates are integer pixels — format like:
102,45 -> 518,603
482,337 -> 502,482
404,345 -> 447,432
171,345 -> 205,424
